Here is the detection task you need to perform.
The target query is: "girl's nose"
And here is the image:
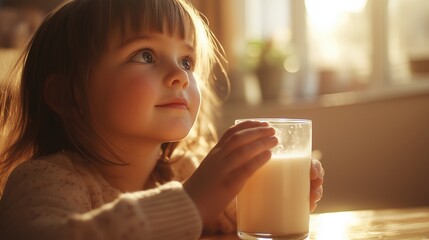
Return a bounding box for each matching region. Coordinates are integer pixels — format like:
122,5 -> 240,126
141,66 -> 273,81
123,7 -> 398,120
165,65 -> 189,89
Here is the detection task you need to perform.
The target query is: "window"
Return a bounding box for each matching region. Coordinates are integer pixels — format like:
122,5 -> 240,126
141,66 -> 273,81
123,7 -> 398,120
237,0 -> 429,103
245,0 -> 290,40
306,0 -> 370,94
389,0 -> 429,82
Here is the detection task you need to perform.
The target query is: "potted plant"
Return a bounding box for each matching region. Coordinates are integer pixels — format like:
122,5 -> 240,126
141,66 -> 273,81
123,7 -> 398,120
243,38 -> 291,101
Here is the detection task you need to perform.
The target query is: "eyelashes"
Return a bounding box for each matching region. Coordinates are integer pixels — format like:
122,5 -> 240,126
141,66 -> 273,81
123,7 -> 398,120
129,48 -> 195,71
179,56 -> 194,71
130,49 -> 155,64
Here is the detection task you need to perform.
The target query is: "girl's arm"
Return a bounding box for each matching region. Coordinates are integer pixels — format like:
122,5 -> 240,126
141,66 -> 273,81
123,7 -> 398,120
171,154 -> 237,235
0,160 -> 202,240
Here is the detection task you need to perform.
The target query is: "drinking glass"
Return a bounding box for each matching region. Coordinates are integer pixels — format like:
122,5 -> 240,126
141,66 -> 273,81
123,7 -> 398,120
236,118 -> 312,240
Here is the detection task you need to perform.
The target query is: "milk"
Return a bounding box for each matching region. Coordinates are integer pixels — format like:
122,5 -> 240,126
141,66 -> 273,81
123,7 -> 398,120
237,154 -> 311,238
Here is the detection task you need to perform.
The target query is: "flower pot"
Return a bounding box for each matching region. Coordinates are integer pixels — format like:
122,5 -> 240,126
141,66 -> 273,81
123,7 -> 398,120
255,66 -> 285,101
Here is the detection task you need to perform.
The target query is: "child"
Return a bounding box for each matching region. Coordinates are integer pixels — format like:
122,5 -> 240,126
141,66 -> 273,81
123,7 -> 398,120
0,0 -> 325,239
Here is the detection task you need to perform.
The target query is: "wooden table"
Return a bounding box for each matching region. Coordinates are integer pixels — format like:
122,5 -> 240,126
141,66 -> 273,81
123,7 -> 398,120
202,207 -> 429,239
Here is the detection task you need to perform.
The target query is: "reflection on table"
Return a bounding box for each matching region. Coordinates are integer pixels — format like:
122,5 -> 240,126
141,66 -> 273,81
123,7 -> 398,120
202,207 -> 429,240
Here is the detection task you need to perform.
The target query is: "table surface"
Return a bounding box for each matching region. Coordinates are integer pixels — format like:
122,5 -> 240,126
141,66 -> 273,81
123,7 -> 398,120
201,207 -> 429,240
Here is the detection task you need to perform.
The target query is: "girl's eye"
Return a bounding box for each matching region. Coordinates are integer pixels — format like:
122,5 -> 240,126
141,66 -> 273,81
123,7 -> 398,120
179,57 -> 194,71
131,49 -> 155,64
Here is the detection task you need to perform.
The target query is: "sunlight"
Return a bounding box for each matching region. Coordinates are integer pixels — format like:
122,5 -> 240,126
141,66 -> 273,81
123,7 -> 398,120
305,0 -> 367,28
310,211 -> 360,240
305,0 -> 369,69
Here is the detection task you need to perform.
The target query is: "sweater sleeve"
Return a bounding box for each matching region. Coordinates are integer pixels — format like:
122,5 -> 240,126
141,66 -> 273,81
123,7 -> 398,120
171,154 -> 237,235
0,160 -> 203,240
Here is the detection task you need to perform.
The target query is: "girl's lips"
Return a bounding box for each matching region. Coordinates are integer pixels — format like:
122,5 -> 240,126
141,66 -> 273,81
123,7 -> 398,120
155,98 -> 189,109
156,103 -> 188,109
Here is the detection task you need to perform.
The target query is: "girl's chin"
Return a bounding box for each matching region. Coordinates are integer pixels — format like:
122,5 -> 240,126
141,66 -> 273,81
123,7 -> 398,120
156,123 -> 194,141
160,132 -> 191,142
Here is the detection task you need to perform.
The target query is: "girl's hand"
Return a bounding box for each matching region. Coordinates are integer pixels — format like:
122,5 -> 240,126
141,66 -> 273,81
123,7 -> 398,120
183,121 -> 278,225
310,159 -> 325,212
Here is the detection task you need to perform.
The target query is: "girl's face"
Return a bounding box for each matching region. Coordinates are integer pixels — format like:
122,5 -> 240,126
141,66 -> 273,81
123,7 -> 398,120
89,30 -> 201,144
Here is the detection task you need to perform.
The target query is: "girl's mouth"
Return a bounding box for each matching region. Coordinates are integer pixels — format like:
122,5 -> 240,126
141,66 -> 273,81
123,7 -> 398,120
155,98 -> 189,110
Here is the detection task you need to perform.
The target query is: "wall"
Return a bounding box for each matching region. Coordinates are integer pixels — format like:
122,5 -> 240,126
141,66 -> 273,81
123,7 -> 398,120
220,89 -> 429,213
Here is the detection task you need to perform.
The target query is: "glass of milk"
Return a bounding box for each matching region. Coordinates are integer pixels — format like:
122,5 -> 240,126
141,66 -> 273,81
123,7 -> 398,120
236,118 -> 312,240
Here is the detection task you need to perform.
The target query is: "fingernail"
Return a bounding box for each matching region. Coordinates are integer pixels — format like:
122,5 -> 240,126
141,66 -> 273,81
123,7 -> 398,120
316,190 -> 322,201
269,136 -> 278,144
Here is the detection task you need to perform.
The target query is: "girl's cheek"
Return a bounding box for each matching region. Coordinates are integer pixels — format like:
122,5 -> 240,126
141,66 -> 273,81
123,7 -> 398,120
105,75 -> 155,133
189,75 -> 202,105
113,67 -> 154,95
119,74 -> 155,104
108,68 -> 155,113
117,66 -> 149,85
90,65 -> 154,131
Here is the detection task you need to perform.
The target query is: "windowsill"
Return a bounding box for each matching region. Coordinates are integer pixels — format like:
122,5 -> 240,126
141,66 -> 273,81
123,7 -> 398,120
315,80 -> 429,107
223,80 -> 429,113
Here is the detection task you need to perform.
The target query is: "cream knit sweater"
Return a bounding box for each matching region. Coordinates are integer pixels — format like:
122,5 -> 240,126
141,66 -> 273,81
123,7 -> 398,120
0,151 -> 236,240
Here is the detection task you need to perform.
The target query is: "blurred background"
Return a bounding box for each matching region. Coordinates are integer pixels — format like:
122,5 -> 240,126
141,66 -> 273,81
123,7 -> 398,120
1,0 -> 429,213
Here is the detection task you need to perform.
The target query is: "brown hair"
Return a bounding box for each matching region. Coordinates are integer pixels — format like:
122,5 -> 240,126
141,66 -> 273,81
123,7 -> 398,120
0,0 -> 227,193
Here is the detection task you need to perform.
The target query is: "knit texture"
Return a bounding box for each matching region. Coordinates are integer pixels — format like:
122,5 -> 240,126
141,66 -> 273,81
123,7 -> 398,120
0,152 -> 236,239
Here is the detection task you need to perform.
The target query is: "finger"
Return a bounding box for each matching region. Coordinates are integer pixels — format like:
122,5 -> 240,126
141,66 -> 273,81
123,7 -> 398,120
226,150 -> 272,189
217,121 -> 269,147
310,164 -> 318,180
311,159 -> 325,179
219,126 -> 276,156
311,177 -> 324,190
310,201 -> 317,213
310,186 -> 323,202
226,135 -> 278,171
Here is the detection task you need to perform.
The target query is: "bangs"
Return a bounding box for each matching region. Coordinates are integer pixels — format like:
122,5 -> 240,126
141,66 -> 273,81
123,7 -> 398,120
109,0 -> 195,44
0,0 -> 226,189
